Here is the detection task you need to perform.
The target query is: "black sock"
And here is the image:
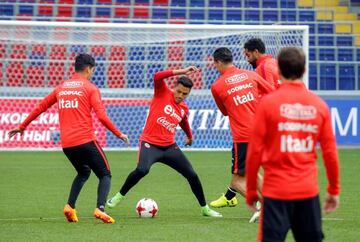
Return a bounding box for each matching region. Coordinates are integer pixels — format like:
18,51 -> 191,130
225,187 -> 237,200
97,175 -> 111,210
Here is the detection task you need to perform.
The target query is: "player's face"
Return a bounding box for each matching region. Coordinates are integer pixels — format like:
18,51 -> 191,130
173,84 -> 191,104
244,49 -> 257,68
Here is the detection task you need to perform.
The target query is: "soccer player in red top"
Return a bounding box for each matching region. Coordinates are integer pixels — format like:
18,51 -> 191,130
244,38 -> 280,89
246,47 -> 340,242
8,54 -> 129,224
209,47 -> 274,222
107,67 -> 222,217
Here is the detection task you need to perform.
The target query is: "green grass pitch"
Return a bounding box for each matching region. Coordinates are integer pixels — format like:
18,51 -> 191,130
0,150 -> 359,241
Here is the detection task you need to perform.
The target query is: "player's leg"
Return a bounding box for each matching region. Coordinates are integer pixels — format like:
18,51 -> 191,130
260,197 -> 291,242
162,144 -> 222,217
291,196 -> 324,242
83,141 -> 115,223
62,144 -> 92,222
107,141 -> 162,208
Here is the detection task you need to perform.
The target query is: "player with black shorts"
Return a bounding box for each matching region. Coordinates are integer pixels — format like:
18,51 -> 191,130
107,67 -> 222,217
8,54 -> 129,224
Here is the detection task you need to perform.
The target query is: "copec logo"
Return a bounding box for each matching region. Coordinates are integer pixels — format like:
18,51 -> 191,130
280,103 -> 317,120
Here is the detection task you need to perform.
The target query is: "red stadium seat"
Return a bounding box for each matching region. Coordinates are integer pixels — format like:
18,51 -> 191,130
109,46 -> 126,60
91,45 -> 107,56
6,62 -> 25,87
97,0 -> 112,4
114,6 -> 130,18
107,64 -> 125,88
31,44 -> 46,54
153,0 -> 168,5
10,44 -> 27,59
57,6 -> 72,17
133,6 -> 149,18
38,5 -> 53,16
26,66 -> 45,87
168,44 -> 184,61
47,62 -> 65,87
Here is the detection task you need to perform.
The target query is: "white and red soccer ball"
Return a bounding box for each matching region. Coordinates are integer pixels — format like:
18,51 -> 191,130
136,198 -> 158,218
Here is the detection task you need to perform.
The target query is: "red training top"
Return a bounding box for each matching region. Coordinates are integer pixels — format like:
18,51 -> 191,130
211,66 -> 275,142
256,54 -> 280,89
246,81 -> 340,204
19,73 -> 123,148
140,70 -> 192,146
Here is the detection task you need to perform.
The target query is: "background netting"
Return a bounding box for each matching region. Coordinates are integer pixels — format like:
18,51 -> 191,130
0,22 -> 308,150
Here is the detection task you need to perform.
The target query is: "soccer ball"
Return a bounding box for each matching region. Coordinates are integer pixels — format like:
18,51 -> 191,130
135,198 -> 158,218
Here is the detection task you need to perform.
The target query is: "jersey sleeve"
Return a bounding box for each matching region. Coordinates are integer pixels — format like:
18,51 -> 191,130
255,73 -> 275,95
245,100 -> 267,205
263,62 -> 280,89
318,105 -> 340,195
153,70 -> 173,96
90,86 -> 122,137
211,85 -> 228,116
179,111 -> 192,139
19,89 -> 58,130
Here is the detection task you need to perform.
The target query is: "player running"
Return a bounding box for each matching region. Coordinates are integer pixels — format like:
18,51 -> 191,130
209,47 -> 274,222
107,67 -> 222,218
246,47 -> 340,241
244,38 -> 280,89
8,54 -> 129,224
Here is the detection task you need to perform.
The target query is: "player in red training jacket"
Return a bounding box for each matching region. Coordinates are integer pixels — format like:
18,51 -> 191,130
107,67 -> 222,217
209,47 -> 274,223
246,47 -> 340,242
244,38 -> 280,89
8,54 -> 129,224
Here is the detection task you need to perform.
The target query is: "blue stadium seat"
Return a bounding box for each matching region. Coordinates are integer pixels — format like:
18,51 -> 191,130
147,46 -> 166,61
135,0 -> 149,4
78,0 -> 94,4
339,65 -> 355,90
357,49 -> 360,61
336,36 -> 353,46
307,24 -> 315,34
209,9 -> 223,21
245,10 -> 260,21
281,0 -> 296,8
263,0 -> 278,8
189,9 -> 205,20
29,54 -> 45,66
146,64 -> 165,88
309,63 -> 317,90
170,8 -> 186,19
310,36 -> 316,46
19,5 -> 34,15
244,0 -> 259,8
115,0 -> 130,3
76,7 -> 92,18
263,10 -> 278,22
92,56 -> 106,88
317,23 -> 334,34
299,10 -> 315,22
152,8 -> 167,19
129,46 -> 145,61
227,10 -> 242,21
185,40 -> 204,62
126,63 -> 146,88
318,36 -> 334,46
209,0 -> 223,7
0,5 -> 14,16
309,48 -> 316,61
319,48 -> 335,61
320,64 -> 336,90
96,7 -> 111,17
226,0 -> 241,7
190,0 -> 205,7
281,11 -> 296,22
338,48 -> 353,61
70,45 -> 87,54
171,0 -> 186,6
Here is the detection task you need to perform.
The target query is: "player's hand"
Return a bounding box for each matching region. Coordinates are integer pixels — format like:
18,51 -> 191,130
323,193 -> 339,214
8,128 -> 24,139
183,66 -> 199,75
185,137 -> 193,146
247,202 -> 258,213
119,134 -> 130,145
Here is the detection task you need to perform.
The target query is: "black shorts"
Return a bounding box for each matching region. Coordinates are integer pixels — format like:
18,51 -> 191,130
63,140 -> 111,178
136,141 -> 197,179
260,195 -> 324,242
231,142 -> 248,176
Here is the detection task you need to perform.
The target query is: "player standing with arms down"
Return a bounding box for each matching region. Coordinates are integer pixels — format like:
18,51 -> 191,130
209,47 -> 274,222
107,67 -> 222,217
8,54 -> 129,224
246,47 -> 340,242
244,38 -> 280,89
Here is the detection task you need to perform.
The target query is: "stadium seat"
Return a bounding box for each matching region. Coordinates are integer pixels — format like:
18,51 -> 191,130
320,64 -> 336,90
115,0 -> 130,3
76,7 -> 92,18
48,45 -> 67,87
209,0 -> 223,7
319,48 -> 335,61
336,36 -> 353,46
92,56 -> 106,88
310,36 -> 316,46
263,10 -> 278,22
185,40 -> 204,62
189,9 -> 205,21
190,0 -> 205,7
357,49 -> 360,61
97,0 -> 112,4
0,5 -> 14,16
152,8 -> 167,19
107,64 -> 126,88
146,64 -> 165,88
309,48 -> 316,61
26,61 -> 45,87
209,9 -> 223,21
38,5 -> 53,16
77,0 -> 93,4
96,7 -> 111,18
171,0 -> 186,6
263,0 -> 278,8
339,65 -> 355,90
281,10 -> 296,22
19,5 -> 34,16
133,6 -> 149,18
281,0 -> 296,8
309,63 -> 318,90
226,0 -> 241,7
338,48 -> 353,61
148,46 -> 166,61
170,9 -> 186,19
129,46 -> 145,61
244,0 -> 259,8
6,62 -> 25,87
317,23 -> 334,34
299,10 -> 315,22
168,44 -> 184,62
318,36 -> 334,46
135,0 -> 149,4
57,6 -> 72,18
91,45 -> 107,56
10,44 -> 27,59
245,10 -> 260,21
127,63 -> 145,88
227,10 -> 242,21
308,23 -> 315,34
114,6 -> 130,18
153,0 -> 168,5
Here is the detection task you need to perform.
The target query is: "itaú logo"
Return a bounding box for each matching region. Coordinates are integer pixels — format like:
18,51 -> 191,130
280,103 -> 317,120
58,98 -> 79,109
280,135 -> 314,153
157,117 -> 176,133
225,73 -> 248,85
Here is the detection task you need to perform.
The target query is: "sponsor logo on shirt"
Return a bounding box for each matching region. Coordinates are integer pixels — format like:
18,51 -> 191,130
225,73 -> 248,85
227,83 -> 253,95
157,117 -> 176,133
164,105 -> 182,122
232,91 -> 254,106
278,122 -> 318,133
58,98 -> 79,109
280,103 -> 317,120
280,135 -> 314,153
58,90 -> 83,96
63,81 -> 84,88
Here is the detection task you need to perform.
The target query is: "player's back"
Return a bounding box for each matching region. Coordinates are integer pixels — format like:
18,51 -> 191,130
211,66 -> 270,142
56,73 -> 97,148
256,55 -> 280,89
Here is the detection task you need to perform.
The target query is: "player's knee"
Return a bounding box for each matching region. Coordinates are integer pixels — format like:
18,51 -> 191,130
185,171 -> 199,181
78,171 -> 91,181
135,167 -> 149,177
